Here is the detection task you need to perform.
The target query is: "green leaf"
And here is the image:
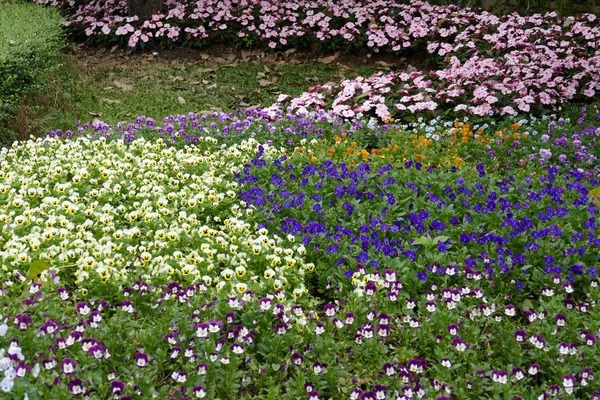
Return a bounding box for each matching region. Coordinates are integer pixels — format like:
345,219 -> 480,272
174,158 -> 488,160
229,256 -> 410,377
522,299 -> 534,310
413,236 -> 431,246
433,236 -> 450,244
26,260 -> 51,282
271,363 -> 280,371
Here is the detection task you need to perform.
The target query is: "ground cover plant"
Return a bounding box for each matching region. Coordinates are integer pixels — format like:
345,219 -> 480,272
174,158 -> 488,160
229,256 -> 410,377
2,0 -> 600,399
1,106 -> 600,399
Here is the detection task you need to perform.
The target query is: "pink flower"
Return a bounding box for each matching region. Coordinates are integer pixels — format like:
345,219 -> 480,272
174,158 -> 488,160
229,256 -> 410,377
128,35 -> 139,48
501,105 -> 516,115
584,88 -> 596,97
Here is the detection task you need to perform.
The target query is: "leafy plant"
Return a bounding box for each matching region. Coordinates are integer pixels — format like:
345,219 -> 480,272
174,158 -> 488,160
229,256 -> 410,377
0,0 -> 65,145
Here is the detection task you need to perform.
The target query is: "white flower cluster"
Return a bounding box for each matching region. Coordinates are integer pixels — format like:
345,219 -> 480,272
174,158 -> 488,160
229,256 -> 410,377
0,317 -> 40,394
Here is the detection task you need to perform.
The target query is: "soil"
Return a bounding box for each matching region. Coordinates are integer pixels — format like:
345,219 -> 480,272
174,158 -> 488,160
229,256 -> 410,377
63,42 -> 434,73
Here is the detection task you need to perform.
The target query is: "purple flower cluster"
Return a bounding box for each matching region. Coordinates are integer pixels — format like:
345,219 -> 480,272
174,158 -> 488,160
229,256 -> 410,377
238,148 -> 600,298
44,107 -> 392,151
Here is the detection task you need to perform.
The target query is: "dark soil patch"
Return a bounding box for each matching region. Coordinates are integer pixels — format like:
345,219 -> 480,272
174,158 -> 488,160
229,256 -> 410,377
63,42 -> 434,73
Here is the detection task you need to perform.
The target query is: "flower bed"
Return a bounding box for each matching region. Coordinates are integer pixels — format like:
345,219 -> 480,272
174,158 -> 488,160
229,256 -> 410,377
1,106 -> 600,398
34,0 -> 489,51
35,0 -> 600,119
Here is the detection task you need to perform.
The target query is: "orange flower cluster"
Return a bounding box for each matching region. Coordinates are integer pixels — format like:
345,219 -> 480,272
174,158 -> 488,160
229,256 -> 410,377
494,129 -> 528,142
292,120 -> 529,170
447,121 -> 476,143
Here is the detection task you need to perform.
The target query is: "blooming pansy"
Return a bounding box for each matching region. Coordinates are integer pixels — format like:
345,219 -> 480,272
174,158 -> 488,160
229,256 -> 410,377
2,104 -> 600,399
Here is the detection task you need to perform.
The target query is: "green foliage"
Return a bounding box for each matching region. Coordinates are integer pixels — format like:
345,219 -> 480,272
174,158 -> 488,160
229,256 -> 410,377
25,259 -> 51,283
0,0 -> 65,145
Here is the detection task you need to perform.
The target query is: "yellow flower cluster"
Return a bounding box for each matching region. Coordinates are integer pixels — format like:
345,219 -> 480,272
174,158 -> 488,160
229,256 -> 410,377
0,136 -> 306,301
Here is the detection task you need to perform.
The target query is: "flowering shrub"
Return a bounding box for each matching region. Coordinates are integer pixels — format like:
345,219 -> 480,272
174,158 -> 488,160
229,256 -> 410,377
273,36 -> 600,120
33,0 -> 492,50
267,4 -> 600,119
1,106 -> 600,399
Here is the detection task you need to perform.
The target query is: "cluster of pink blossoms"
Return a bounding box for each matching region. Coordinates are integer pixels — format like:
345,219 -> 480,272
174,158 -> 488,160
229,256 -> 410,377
35,0 -> 600,119
36,0 -> 489,50
271,8 -> 600,119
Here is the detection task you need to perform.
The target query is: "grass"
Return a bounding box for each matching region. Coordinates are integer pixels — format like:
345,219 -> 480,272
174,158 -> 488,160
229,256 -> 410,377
6,46 -> 384,139
0,0 -> 64,145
